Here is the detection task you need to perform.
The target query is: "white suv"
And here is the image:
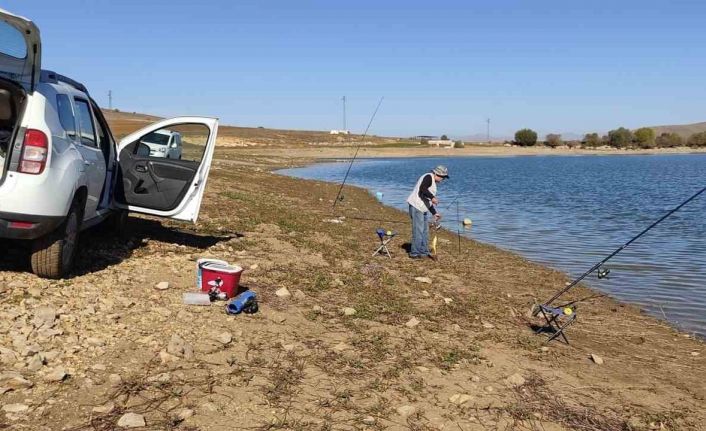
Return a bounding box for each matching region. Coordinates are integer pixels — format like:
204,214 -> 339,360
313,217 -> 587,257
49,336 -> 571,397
0,9 -> 219,278
139,130 -> 182,159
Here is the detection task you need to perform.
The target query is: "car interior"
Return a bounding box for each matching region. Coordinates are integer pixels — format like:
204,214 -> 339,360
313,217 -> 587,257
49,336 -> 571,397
115,126 -> 208,211
0,90 -> 13,157
0,82 -> 23,180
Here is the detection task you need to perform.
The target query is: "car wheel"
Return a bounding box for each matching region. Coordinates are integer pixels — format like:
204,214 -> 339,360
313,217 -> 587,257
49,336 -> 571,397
31,199 -> 83,279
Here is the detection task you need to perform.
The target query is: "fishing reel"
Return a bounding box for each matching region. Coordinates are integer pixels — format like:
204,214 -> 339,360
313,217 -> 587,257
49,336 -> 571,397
430,221 -> 442,231
207,278 -> 228,302
597,266 -> 610,279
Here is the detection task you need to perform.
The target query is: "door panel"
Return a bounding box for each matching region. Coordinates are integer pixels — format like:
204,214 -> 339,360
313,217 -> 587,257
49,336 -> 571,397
73,98 -> 105,218
76,145 -> 106,218
114,117 -> 218,222
150,161 -> 194,181
117,144 -> 198,211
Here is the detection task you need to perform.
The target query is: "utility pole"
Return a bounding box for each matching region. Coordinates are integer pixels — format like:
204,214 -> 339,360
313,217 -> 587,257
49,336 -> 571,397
486,118 -> 491,144
108,90 -> 113,110
342,96 -> 347,131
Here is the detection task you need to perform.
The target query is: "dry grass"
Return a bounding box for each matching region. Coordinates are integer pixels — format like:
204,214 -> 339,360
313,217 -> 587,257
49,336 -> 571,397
102,109 -> 397,148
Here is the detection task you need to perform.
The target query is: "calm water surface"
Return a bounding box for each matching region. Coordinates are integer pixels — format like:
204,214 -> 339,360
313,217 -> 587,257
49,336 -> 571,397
279,154 -> 706,337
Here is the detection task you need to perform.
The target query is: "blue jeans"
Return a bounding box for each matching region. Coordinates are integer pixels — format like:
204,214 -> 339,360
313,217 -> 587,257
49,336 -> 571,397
409,204 -> 429,257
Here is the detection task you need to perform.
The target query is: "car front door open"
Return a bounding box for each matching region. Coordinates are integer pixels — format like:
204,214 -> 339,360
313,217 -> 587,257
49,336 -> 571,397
114,117 -> 218,222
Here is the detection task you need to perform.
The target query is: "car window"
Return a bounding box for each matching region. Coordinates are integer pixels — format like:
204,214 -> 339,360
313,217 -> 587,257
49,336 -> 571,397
133,124 -> 209,162
56,95 -> 77,139
74,99 -> 97,147
91,102 -> 113,160
141,132 -> 170,146
0,21 -> 26,59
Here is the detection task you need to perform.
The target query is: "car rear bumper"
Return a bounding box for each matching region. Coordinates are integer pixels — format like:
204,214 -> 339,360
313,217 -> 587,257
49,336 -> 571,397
0,211 -> 64,240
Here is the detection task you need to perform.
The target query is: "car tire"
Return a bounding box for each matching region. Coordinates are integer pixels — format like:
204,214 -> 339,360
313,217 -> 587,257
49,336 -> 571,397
31,199 -> 83,279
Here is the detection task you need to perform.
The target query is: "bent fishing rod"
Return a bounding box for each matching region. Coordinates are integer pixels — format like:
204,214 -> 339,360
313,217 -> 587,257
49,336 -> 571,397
332,97 -> 385,209
541,184 -> 706,309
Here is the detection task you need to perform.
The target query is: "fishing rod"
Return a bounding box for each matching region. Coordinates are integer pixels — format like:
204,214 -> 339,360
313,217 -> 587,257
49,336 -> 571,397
332,97 -> 385,209
541,184 -> 706,309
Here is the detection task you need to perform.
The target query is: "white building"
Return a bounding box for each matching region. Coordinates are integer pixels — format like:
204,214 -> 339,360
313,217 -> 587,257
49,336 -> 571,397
330,130 -> 351,135
428,140 -> 454,147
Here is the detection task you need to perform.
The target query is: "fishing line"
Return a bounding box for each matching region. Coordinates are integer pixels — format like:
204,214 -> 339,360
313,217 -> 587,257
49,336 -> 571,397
541,184 -> 706,309
346,216 -> 407,224
332,97 -> 385,209
442,194 -> 461,211
557,293 -> 607,308
456,200 -> 461,255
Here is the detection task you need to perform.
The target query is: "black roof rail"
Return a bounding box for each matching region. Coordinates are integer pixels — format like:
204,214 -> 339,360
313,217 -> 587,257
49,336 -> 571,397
40,70 -> 89,94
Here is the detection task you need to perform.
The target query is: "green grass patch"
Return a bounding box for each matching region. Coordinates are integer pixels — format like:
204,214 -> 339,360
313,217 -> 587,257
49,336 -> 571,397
220,190 -> 254,202
438,345 -> 483,370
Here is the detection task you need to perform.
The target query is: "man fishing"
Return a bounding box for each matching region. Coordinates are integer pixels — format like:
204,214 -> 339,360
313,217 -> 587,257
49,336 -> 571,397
407,165 -> 448,259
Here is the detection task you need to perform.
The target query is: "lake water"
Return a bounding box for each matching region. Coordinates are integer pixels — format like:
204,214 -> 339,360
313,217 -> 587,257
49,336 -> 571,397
279,154 -> 706,337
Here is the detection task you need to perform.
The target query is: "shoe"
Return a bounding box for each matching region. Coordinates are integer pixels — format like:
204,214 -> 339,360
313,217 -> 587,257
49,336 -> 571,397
409,254 -> 422,259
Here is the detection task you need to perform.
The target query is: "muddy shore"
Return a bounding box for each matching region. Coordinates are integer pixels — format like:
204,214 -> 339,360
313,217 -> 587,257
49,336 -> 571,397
0,141 -> 703,429
217,144 -> 706,162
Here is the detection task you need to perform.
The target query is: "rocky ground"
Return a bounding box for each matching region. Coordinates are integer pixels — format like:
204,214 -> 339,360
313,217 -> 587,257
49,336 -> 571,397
0,150 -> 704,430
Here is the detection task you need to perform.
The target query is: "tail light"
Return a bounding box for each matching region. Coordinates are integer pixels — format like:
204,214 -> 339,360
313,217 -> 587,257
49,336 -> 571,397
19,129 -> 48,175
8,221 -> 36,230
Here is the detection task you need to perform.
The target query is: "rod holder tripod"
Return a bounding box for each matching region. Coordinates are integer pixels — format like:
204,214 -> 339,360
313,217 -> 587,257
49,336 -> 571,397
532,185 -> 706,343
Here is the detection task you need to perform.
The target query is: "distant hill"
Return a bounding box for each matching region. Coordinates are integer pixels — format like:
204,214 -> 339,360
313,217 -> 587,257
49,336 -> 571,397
650,121 -> 706,138
101,109 -> 396,147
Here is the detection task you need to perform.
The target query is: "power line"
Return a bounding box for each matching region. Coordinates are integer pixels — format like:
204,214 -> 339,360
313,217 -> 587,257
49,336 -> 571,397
486,118 -> 490,144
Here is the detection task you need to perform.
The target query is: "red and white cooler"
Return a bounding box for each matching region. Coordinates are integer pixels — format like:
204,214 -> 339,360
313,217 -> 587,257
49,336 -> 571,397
196,258 -> 244,299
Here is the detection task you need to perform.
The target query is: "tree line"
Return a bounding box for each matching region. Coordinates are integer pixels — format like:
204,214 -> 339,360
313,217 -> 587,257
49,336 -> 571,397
513,128 -> 706,149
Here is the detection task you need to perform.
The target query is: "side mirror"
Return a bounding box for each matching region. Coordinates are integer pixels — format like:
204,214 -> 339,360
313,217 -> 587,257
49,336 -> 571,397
170,142 -> 178,149
136,143 -> 150,157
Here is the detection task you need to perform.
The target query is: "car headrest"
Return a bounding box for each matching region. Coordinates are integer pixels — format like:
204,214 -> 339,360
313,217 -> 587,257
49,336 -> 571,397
0,90 -> 12,121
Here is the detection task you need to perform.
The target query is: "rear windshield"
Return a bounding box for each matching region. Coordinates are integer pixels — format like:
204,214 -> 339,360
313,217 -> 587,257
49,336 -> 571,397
143,132 -> 170,146
0,21 -> 26,59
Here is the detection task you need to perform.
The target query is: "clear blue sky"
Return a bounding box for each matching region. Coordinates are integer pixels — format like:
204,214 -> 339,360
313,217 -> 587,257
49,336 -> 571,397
5,0 -> 706,138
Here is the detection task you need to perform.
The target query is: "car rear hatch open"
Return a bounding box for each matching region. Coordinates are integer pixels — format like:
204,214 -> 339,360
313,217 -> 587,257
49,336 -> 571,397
0,8 -> 41,91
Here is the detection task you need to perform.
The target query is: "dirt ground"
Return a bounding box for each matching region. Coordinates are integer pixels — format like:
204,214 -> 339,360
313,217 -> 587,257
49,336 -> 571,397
0,119 -> 704,430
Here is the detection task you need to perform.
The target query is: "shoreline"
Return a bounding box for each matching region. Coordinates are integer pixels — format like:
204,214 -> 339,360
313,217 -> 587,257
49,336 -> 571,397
246,165 -> 706,429
275,161 -> 705,340
219,144 -> 706,161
